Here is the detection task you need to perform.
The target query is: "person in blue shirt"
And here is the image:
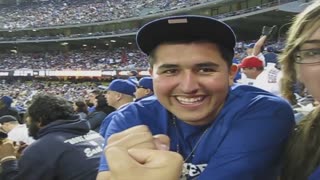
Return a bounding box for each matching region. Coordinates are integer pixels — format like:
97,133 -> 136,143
127,70 -> 139,86
99,79 -> 135,137
134,76 -> 154,101
97,15 -> 295,180
264,46 -> 278,64
279,1 -> 320,180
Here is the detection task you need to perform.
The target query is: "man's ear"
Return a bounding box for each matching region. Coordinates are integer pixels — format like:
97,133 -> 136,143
38,117 -> 45,127
229,64 -> 239,84
145,89 -> 152,95
116,92 -> 123,101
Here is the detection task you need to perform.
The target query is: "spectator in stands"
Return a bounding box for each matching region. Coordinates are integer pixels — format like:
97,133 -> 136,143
127,70 -> 139,86
86,94 -> 115,132
73,100 -> 88,119
264,46 -> 278,64
103,79 -> 135,110
99,79 -> 135,136
0,49 -> 150,71
0,96 -> 21,124
134,76 -> 154,101
246,25 -> 277,66
97,15 -> 294,180
232,51 -> 242,82
238,55 -> 265,85
245,43 -> 266,65
279,1 -> 320,180
239,55 -> 281,95
0,93 -> 104,180
86,89 -> 100,113
0,0 -> 213,29
0,115 -> 34,145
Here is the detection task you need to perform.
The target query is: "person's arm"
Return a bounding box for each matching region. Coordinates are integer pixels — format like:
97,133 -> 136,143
197,96 -> 295,180
1,142 -> 56,180
0,142 -> 18,180
99,113 -> 114,137
1,159 -> 19,180
253,35 -> 267,56
87,111 -> 105,131
253,25 -> 277,56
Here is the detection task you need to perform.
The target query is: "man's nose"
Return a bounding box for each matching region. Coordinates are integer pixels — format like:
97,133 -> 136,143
179,71 -> 200,94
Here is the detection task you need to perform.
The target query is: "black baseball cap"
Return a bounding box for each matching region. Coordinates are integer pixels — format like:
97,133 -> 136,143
0,115 -> 17,124
136,15 -> 236,55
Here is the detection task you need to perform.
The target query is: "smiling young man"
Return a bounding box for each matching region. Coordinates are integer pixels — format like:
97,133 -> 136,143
97,15 -> 295,180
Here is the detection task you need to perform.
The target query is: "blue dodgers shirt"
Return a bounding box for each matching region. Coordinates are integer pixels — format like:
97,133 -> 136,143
99,85 -> 295,180
309,166 -> 320,180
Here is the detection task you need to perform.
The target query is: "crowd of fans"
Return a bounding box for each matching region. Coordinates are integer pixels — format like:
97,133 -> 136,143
0,29 -> 138,42
0,48 -> 149,70
0,40 -> 284,71
0,0 -> 212,30
0,0 -> 298,31
0,81 -> 101,111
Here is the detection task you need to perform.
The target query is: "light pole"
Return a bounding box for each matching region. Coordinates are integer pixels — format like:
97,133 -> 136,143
277,22 -> 292,43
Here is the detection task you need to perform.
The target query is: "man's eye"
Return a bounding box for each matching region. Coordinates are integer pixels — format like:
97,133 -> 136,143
199,68 -> 215,73
162,69 -> 178,74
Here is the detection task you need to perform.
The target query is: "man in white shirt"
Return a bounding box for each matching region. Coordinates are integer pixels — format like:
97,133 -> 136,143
0,115 -> 34,145
238,56 -> 281,95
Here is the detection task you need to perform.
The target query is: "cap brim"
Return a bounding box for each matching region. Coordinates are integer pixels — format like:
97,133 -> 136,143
136,15 -> 236,55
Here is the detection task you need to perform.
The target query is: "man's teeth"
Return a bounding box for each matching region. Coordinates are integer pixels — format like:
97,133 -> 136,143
176,97 -> 203,104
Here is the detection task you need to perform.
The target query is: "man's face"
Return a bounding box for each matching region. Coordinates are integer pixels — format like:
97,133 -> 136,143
246,48 -> 253,55
149,42 -> 236,125
134,87 -> 149,99
0,123 -> 9,133
105,91 -> 118,108
88,93 -> 97,105
242,67 -> 259,79
26,116 -> 40,139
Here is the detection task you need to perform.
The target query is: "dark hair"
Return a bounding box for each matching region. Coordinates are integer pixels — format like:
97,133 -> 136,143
90,89 -> 101,96
95,94 -> 115,114
256,66 -> 264,71
75,100 -> 88,114
148,40 -> 234,68
85,100 -> 94,108
28,93 -> 74,126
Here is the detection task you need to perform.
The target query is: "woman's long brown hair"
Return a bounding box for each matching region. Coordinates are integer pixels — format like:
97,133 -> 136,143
280,1 -> 320,179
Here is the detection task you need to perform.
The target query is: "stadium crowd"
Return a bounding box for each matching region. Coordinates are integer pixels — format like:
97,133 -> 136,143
0,29 -> 138,42
0,48 -> 148,70
0,0 -> 212,30
0,41 -> 284,71
0,0 -> 298,30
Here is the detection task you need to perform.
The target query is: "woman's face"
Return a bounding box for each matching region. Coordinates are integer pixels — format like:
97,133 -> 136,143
297,27 -> 320,101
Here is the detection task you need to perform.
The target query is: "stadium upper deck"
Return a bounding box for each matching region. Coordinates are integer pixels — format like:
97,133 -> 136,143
0,0 -> 215,30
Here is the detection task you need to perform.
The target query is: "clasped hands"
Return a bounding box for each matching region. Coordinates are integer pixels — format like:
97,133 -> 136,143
0,140 -> 28,162
104,125 -> 183,180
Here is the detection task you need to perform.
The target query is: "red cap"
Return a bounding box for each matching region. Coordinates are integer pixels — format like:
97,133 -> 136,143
239,56 -> 263,68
